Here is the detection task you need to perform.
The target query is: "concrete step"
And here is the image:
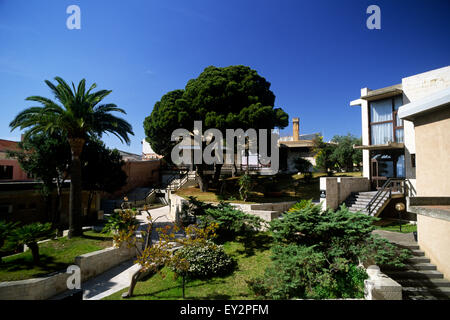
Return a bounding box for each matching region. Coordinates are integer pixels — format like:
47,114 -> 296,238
407,256 -> 431,264
402,287 -> 450,299
411,249 -> 425,256
397,278 -> 450,288
384,263 -> 437,271
384,270 -> 444,279
396,243 -> 420,250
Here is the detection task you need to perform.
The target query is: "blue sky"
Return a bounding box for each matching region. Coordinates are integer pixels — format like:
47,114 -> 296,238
1,0 -> 449,154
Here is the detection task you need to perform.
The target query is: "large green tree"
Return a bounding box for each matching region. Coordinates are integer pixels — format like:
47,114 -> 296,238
330,134 -> 362,172
7,132 -> 71,229
81,138 -> 127,220
9,77 -> 133,238
144,65 -> 288,190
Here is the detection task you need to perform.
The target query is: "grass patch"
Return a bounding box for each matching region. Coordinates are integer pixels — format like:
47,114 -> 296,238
375,220 -> 417,234
0,231 -> 113,282
103,233 -> 272,300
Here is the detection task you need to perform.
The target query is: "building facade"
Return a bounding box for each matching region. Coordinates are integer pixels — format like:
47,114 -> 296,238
351,66 -> 450,191
0,139 -> 33,181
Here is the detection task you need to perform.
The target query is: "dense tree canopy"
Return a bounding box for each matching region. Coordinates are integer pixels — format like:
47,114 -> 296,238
144,65 -> 289,160
144,65 -> 289,189
313,134 -> 363,174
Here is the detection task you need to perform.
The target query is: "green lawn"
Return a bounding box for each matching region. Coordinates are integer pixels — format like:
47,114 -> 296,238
103,234 -> 272,300
375,220 -> 417,234
0,231 -> 113,282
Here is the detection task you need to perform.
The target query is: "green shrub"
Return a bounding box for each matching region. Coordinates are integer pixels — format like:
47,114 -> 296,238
10,222 -> 52,265
247,244 -> 368,299
172,241 -> 234,279
248,203 -> 411,299
200,202 -> 267,241
0,220 -> 19,262
238,173 -> 252,201
179,196 -> 214,226
103,209 -> 139,234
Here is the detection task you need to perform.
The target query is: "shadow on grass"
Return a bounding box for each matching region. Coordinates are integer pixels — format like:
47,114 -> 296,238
131,278 -> 227,299
0,254 -> 68,278
234,233 -> 273,257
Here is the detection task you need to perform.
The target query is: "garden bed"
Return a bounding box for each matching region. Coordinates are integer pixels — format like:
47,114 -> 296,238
103,234 -> 272,300
0,231 -> 113,282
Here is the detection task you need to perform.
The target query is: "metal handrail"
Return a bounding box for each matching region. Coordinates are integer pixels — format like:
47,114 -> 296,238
365,178 -> 406,216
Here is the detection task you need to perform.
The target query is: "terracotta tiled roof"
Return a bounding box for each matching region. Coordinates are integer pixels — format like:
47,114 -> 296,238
0,139 -> 21,153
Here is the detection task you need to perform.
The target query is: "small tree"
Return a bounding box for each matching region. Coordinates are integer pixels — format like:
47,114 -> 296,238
330,134 -> 362,172
238,173 -> 252,202
294,157 -> 313,182
11,223 -> 52,265
312,135 -> 337,175
0,220 -> 19,263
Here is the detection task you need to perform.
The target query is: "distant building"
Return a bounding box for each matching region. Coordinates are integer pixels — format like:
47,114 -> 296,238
0,138 -> 33,181
142,139 -> 163,160
278,117 -> 319,173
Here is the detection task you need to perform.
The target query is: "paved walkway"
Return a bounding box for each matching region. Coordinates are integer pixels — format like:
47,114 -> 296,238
372,229 -> 416,244
52,205 -> 173,300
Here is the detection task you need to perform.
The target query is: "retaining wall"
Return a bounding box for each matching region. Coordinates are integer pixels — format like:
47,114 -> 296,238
0,243 -> 136,300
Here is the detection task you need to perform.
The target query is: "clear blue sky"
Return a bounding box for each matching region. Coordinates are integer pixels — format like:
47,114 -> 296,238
1,0 -> 449,154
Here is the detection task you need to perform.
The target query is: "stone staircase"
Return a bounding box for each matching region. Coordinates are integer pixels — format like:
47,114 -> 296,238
382,242 -> 450,300
344,191 -> 390,216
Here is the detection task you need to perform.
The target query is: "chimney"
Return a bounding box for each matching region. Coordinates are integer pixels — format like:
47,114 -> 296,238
21,134 -> 25,142
292,117 -> 299,141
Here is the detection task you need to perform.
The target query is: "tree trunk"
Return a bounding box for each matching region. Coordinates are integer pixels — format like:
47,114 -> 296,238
87,191 -> 95,223
28,242 -> 40,265
196,165 -> 208,192
68,138 -> 85,238
212,164 -> 222,185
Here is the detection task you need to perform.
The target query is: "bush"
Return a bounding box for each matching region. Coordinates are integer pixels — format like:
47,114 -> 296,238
238,173 -> 252,201
247,244 -> 368,299
10,222 -> 52,265
200,202 -> 267,241
172,240 -> 234,279
179,196 -> 214,227
248,203 -> 411,299
103,209 -> 139,234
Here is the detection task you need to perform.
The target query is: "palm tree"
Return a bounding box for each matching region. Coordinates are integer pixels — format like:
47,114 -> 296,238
10,77 -> 134,238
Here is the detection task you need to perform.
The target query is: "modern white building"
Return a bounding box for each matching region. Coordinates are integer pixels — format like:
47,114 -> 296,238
350,66 -> 450,191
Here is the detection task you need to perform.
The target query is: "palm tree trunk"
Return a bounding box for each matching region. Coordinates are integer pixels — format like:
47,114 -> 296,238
68,138 -> 85,238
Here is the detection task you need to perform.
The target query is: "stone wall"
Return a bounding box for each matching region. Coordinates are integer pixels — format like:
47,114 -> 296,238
0,243 -> 136,300
168,191 -> 295,223
320,177 -> 370,210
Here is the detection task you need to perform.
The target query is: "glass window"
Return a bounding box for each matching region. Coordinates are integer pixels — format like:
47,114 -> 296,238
395,128 -> 404,143
396,155 -> 405,178
394,96 -> 403,110
371,99 -> 393,122
371,123 -> 393,145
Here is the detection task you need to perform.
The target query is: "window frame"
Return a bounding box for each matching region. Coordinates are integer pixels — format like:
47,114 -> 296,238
369,95 -> 404,145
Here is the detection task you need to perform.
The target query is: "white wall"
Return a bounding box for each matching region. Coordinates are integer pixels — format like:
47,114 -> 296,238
401,66 -> 450,192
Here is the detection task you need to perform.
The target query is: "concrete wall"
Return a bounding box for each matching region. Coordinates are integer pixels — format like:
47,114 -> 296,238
417,214 -> 450,280
168,191 -> 295,223
401,66 -> 450,191
0,188 -> 99,226
413,107 -> 450,196
111,160 -> 160,198
0,243 -> 136,300
320,177 -> 370,210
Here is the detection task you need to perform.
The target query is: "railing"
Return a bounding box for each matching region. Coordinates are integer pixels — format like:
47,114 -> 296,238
365,178 -> 407,216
